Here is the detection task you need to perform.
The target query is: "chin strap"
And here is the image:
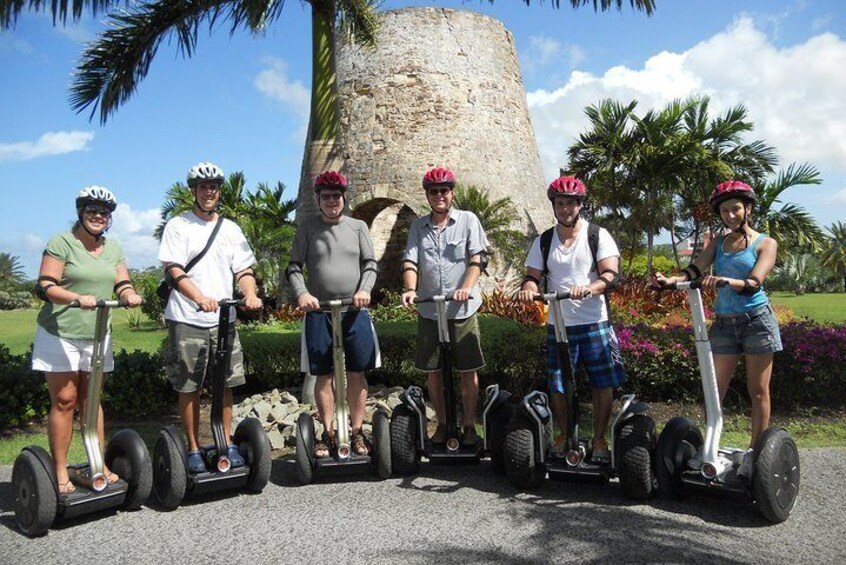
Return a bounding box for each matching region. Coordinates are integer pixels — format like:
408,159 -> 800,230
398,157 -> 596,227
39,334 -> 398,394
193,202 -> 217,220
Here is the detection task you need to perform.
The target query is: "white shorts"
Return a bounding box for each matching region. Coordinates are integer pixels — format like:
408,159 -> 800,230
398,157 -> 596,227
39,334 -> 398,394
31,325 -> 115,373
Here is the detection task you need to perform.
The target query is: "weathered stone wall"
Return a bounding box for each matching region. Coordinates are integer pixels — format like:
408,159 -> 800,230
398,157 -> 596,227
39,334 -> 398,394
335,7 -> 549,287
338,7 -> 547,226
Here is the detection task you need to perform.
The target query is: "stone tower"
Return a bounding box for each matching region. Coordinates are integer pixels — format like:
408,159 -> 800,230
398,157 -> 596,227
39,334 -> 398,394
331,8 -> 548,289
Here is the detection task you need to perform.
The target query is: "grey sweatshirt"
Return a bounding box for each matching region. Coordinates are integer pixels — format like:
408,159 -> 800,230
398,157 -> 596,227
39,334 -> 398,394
287,216 -> 378,302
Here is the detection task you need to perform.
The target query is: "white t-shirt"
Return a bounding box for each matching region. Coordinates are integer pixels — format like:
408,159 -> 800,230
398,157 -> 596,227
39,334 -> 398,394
525,220 -> 619,327
159,212 -> 256,328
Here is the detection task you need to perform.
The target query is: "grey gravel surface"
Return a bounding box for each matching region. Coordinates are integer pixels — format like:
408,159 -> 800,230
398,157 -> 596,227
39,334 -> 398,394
1,448 -> 844,564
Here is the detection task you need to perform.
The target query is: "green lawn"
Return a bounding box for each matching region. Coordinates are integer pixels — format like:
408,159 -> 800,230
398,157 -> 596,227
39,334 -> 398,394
0,308 -> 166,355
770,292 -> 846,324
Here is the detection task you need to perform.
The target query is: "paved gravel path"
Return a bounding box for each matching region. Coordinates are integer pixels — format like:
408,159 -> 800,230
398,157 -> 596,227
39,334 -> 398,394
2,448 -> 844,564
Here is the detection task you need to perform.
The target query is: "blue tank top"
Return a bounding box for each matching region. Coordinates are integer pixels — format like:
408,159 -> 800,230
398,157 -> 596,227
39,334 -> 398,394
714,234 -> 770,314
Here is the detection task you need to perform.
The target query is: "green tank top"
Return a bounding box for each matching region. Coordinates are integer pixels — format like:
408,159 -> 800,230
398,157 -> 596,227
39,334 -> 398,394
36,231 -> 125,339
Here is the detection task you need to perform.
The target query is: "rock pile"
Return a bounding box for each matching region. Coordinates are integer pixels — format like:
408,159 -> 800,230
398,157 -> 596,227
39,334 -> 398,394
232,384 -> 436,450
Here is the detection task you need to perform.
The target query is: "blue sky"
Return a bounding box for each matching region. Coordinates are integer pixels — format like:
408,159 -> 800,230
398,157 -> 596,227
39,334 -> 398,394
2,0 -> 844,277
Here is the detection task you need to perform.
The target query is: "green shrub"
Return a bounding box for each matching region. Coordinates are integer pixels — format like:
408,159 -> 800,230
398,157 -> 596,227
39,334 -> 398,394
103,349 -> 171,418
0,290 -> 34,310
0,345 -> 49,430
626,254 -> 678,279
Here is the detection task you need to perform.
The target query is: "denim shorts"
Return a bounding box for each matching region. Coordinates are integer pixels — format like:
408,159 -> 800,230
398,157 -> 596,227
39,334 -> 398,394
303,309 -> 379,376
547,321 -> 627,393
710,304 -> 783,355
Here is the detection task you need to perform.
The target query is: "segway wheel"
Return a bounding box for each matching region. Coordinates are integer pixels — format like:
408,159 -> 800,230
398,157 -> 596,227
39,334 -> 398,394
372,410 -> 392,479
486,401 -> 514,475
752,427 -> 800,523
12,448 -> 57,537
295,412 -> 315,485
389,404 -> 420,476
234,417 -> 272,493
503,416 -> 545,490
106,429 -> 153,510
616,414 -> 657,500
656,416 -> 702,500
153,430 -> 187,510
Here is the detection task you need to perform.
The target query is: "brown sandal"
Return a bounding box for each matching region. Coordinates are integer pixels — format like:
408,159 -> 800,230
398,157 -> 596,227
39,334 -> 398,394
58,480 -> 76,495
351,428 -> 369,456
315,431 -> 336,459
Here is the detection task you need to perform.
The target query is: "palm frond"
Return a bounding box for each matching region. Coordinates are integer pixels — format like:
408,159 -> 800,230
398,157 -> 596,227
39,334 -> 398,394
0,0 -> 119,28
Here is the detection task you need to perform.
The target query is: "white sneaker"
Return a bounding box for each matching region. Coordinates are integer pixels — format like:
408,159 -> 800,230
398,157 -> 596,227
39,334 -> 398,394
737,448 -> 755,480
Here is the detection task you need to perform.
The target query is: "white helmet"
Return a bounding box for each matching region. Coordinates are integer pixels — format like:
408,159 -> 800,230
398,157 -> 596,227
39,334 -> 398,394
76,185 -> 117,212
187,161 -> 225,188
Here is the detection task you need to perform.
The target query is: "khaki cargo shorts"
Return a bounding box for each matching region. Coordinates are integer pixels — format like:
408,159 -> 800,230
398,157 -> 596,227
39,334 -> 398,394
166,321 -> 246,393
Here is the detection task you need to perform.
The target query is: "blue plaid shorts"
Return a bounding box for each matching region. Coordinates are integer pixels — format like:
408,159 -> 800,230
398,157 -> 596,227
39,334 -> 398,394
546,321 -> 627,394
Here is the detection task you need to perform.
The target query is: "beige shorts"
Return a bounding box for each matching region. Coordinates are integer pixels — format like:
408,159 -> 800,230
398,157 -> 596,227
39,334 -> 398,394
165,321 -> 245,393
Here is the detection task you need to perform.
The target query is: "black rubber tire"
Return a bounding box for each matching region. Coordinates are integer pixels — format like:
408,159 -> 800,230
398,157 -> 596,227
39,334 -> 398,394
503,416 -> 545,490
106,429 -> 153,510
12,449 -> 57,537
153,429 -> 187,510
234,417 -> 272,493
295,412 -> 315,486
372,410 -> 392,479
752,427 -> 800,523
616,414 -> 657,500
390,404 -> 420,476
656,416 -> 702,500
486,401 -> 514,475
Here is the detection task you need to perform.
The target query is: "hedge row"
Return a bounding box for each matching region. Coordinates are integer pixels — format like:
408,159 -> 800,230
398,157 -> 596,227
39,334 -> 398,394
2,318 -> 845,430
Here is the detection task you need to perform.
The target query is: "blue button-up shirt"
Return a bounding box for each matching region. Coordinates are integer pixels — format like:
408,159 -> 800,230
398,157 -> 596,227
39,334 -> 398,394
403,209 -> 488,320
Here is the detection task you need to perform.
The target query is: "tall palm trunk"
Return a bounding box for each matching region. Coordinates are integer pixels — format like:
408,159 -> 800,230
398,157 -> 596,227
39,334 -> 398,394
291,2 -> 345,403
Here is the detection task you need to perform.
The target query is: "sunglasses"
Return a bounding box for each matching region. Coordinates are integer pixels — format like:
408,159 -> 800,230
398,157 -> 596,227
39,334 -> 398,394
426,187 -> 452,196
83,205 -> 112,217
319,193 -> 343,201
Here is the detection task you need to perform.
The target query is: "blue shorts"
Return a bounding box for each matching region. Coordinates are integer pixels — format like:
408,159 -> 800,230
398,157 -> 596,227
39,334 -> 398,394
710,304 -> 783,355
304,309 -> 378,376
547,322 -> 627,394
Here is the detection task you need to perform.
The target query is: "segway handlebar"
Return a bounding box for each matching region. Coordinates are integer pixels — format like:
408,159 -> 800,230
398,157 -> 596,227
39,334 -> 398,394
532,290 -> 587,302
672,279 -> 729,291
195,298 -> 245,311
68,298 -> 145,308
317,298 -> 354,308
413,293 -> 473,304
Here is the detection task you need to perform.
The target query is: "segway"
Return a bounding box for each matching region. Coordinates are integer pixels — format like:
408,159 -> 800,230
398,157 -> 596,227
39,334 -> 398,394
294,298 -> 391,484
390,294 -> 513,475
153,298 -> 271,509
503,291 -> 656,499
655,280 -> 800,523
13,300 -> 153,537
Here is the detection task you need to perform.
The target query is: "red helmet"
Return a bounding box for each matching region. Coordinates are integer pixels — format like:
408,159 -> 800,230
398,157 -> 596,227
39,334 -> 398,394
547,176 -> 587,200
313,171 -> 348,193
422,167 -> 456,189
710,180 -> 755,213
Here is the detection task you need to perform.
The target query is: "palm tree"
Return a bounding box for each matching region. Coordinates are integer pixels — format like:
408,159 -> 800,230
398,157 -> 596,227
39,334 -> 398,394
453,184 -> 528,273
752,163 -> 825,256
0,252 -> 26,290
820,221 -> 846,292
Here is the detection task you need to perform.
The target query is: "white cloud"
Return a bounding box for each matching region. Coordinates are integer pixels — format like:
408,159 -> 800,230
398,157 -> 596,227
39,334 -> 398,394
109,204 -> 162,270
0,33 -> 35,56
824,187 -> 846,205
254,57 -> 310,121
526,16 -> 846,180
523,35 -> 586,75
0,131 -> 95,162
22,233 -> 45,253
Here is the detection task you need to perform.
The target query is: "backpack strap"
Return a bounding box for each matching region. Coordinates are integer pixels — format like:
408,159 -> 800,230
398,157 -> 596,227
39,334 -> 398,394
588,222 -> 600,274
540,227 -> 554,293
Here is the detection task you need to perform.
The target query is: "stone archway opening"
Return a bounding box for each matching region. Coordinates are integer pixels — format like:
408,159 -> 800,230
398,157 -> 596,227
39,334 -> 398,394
352,198 -> 418,299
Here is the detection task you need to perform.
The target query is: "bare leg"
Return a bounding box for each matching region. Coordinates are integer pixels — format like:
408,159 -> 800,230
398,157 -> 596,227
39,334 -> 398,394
347,371 -> 368,430
314,374 -> 335,434
459,371 -> 479,428
591,387 -> 614,444
427,370 -> 445,426
549,392 -> 568,442
744,353 -> 774,447
78,372 -> 117,480
46,372 -> 79,492
179,391 -> 202,451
